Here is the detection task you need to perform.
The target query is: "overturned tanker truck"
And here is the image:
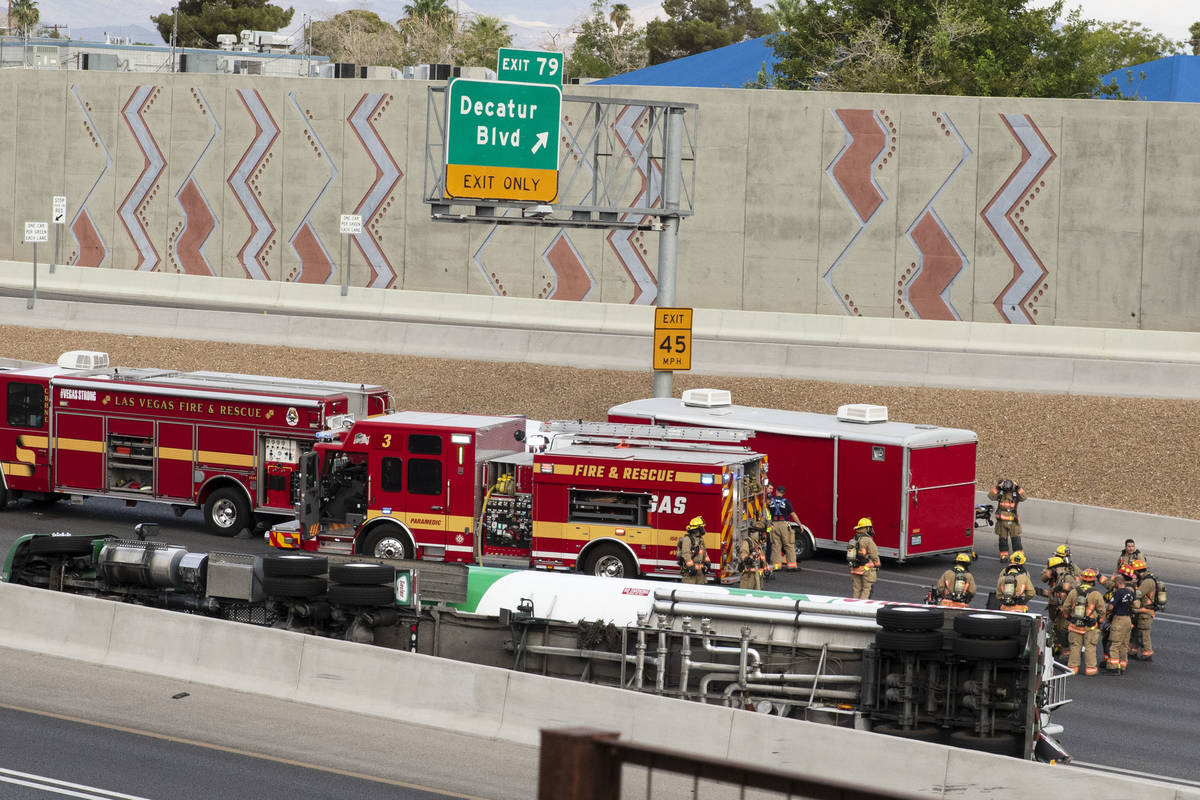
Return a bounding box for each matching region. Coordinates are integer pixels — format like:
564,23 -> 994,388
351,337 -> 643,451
1,529 -> 1071,763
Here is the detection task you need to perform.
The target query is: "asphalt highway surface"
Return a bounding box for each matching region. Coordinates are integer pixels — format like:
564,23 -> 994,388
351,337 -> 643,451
2,498 -> 1199,788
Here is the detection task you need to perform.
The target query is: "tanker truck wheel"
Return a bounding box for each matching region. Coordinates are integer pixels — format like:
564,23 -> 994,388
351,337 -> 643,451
948,730 -> 1022,756
204,488 -> 251,537
27,534 -> 95,557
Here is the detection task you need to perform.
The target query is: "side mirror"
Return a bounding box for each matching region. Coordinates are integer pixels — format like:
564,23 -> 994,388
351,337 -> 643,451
133,522 -> 160,541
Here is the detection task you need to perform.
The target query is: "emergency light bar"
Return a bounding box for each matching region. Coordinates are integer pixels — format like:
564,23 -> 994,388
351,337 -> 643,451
542,420 -> 753,444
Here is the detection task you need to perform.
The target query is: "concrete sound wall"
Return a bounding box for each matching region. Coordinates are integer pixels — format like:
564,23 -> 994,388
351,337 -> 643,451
3,70 -> 1200,332
1,580 -> 1194,798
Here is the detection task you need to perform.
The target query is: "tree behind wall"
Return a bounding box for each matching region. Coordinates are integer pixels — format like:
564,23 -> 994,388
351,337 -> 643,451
566,0 -> 647,79
10,0 -> 39,36
646,0 -> 778,65
151,0 -> 295,49
309,10 -> 404,67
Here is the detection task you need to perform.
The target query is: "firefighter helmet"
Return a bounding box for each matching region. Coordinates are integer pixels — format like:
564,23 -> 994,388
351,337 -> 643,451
1081,568 -> 1098,582
1047,556 -> 1064,569
955,552 -> 972,566
854,517 -> 873,531
1118,564 -> 1136,581
1055,544 -> 1070,558
999,479 -> 1014,491
687,516 -> 705,531
1009,551 -> 1026,565
1131,558 -> 1147,572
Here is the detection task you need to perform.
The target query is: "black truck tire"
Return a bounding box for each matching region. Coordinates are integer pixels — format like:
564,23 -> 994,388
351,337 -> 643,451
952,636 -> 1022,660
27,535 -> 95,557
261,575 -> 327,599
328,562 -> 396,585
875,629 -> 944,652
876,605 -> 944,632
873,723 -> 942,742
953,611 -> 1022,638
260,554 -> 328,578
204,488 -> 252,537
361,526 -> 412,560
583,544 -> 637,579
328,583 -> 395,607
948,730 -> 1023,756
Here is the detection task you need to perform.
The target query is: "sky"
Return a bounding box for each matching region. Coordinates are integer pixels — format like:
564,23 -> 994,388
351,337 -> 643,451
31,0 -> 1199,52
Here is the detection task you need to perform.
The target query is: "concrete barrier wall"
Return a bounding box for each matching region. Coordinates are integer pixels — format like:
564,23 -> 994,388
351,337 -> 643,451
0,581 -> 1196,797
3,70 -> 1200,333
4,262 -> 1200,399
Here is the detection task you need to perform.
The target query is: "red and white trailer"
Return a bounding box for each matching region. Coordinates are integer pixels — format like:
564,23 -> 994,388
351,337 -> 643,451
0,351 -> 392,535
609,389 -> 977,562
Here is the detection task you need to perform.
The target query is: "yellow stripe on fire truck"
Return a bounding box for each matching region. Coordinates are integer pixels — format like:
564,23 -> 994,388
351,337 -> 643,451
196,450 -> 256,468
1,462 -> 35,477
16,435 -> 49,449
156,447 -> 194,461
53,438 -> 105,454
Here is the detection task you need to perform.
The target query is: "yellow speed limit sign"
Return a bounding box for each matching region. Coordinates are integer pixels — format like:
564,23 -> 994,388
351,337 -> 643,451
652,307 -> 692,370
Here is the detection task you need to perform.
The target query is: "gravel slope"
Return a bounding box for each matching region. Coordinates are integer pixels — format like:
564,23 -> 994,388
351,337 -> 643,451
3,324 -> 1197,520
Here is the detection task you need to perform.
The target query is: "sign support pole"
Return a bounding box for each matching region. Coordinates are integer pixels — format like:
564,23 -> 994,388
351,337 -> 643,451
28,243 -> 37,310
51,226 -> 58,274
653,107 -> 685,399
343,235 -> 351,297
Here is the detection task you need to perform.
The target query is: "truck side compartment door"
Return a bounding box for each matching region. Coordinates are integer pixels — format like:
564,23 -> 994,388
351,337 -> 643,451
156,422 -> 195,501
53,412 -> 104,491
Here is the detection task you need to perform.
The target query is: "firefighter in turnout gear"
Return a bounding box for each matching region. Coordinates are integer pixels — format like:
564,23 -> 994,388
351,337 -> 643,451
738,520 -> 770,590
936,553 -> 977,607
847,517 -> 881,599
677,516 -> 712,585
987,479 -> 1027,559
996,551 -> 1036,612
1063,568 -> 1106,675
1132,558 -> 1163,661
1114,539 -> 1147,577
1105,572 -> 1137,675
767,484 -> 800,570
1039,555 -> 1077,657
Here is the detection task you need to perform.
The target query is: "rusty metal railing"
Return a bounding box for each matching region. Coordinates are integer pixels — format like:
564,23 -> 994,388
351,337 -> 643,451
538,727 -> 930,800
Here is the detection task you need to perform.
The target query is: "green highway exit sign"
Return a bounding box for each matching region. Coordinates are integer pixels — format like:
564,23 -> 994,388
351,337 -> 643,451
497,48 -> 563,85
445,78 -> 561,203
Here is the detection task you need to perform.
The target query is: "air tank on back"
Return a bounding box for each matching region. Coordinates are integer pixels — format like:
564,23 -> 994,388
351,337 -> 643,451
98,540 -> 189,588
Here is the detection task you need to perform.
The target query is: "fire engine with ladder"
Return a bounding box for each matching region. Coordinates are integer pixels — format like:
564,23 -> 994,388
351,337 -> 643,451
0,351 -> 392,535
267,413 -> 767,581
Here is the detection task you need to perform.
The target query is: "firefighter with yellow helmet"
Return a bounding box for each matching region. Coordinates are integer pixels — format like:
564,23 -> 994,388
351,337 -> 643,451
1039,554 -> 1077,657
996,551 -> 1036,612
847,517 -> 880,599
738,519 -> 770,590
677,516 -> 711,585
1063,568 -> 1106,675
935,553 -> 976,607
1132,558 -> 1163,661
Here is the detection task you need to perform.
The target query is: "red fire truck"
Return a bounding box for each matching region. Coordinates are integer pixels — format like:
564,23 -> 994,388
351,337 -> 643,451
609,389 -> 977,562
267,413 -> 766,580
0,351 -> 392,535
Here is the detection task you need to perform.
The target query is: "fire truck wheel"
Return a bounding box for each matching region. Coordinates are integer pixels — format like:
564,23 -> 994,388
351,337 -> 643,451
582,545 -> 637,579
261,575 -> 327,599
947,730 -> 1023,756
362,527 -> 411,560
328,562 -> 396,585
261,554 -> 328,578
204,488 -> 252,537
952,611 -> 1022,638
328,583 -> 395,607
27,534 -> 96,557
952,636 -> 1022,660
874,629 -> 944,652
876,605 -> 944,631
793,526 -> 815,560
872,723 -> 942,742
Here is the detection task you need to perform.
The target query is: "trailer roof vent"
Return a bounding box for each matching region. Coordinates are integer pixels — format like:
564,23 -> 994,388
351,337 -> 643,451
682,388 -> 732,408
57,351 -> 110,370
837,404 -> 888,424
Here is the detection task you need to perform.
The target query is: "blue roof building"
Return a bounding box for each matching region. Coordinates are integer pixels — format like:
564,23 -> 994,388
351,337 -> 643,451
588,36 -> 777,89
1101,54 -> 1200,102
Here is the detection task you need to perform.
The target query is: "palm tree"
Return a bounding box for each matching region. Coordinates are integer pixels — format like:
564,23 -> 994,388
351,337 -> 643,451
402,0 -> 453,31
10,0 -> 39,36
460,14 -> 512,70
609,3 -> 631,34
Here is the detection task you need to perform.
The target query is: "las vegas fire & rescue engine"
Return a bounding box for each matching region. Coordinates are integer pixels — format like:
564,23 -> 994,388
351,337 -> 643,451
0,351 -> 392,535
267,413 -> 766,580
610,389 -> 978,562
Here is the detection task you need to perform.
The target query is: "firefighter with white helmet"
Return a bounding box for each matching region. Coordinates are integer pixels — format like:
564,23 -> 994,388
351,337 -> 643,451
677,516 -> 711,585
996,551 -> 1035,612
847,517 -> 880,599
935,552 -> 976,607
